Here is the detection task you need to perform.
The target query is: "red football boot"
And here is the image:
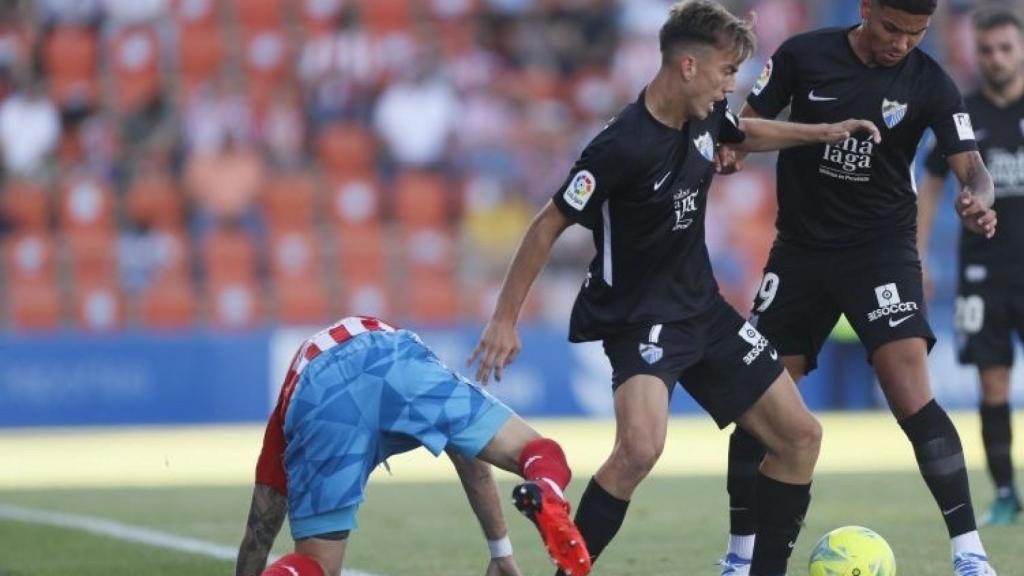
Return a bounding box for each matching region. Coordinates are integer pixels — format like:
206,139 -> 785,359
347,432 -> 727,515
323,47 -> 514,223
512,481 -> 592,576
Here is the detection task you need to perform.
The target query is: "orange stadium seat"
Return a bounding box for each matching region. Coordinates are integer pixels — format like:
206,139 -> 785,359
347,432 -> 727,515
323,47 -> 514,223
71,279 -> 124,331
43,26 -> 99,108
64,231 -> 117,285
206,276 -> 262,329
172,0 -> 221,28
1,179 -> 50,230
110,25 -> 162,113
202,228 -> 258,282
57,174 -> 115,234
406,269 -> 460,324
274,279 -> 330,325
394,171 -> 450,229
234,0 -> 284,31
262,171 -> 318,232
268,230 -> 323,282
401,226 -> 457,279
126,174 -> 185,231
138,275 -> 197,328
359,0 -> 412,34
334,225 -> 386,286
326,176 -> 381,227
6,277 -> 62,330
145,229 -> 193,282
176,22 -> 224,98
2,231 -> 57,283
242,27 -> 289,103
316,124 -> 376,178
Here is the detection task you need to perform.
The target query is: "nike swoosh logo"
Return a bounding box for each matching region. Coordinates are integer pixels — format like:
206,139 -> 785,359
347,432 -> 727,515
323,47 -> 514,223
523,455 -> 543,469
787,540 -> 796,549
284,567 -> 300,576
888,314 -> 915,328
654,171 -> 671,190
770,349 -> 778,361
808,90 -> 838,102
942,503 -> 966,516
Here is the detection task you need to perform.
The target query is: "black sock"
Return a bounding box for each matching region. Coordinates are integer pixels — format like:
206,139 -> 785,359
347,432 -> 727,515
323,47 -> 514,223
900,399 -> 976,537
728,426 -> 766,536
980,403 -> 1015,496
556,477 -> 629,575
750,473 -> 810,576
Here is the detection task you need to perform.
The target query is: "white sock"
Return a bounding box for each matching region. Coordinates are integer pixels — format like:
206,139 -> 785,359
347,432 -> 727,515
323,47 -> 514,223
728,534 -> 755,559
951,531 -> 986,557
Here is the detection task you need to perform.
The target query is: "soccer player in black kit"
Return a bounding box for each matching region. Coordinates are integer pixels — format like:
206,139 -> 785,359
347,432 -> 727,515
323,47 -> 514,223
467,1 -> 881,575
717,1 -> 1000,575
919,8 -> 1024,527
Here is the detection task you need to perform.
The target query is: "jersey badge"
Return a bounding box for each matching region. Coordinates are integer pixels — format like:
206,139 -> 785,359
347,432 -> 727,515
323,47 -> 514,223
751,58 -> 772,96
953,113 -> 975,141
563,170 -> 596,210
694,131 -> 714,162
882,98 -> 908,129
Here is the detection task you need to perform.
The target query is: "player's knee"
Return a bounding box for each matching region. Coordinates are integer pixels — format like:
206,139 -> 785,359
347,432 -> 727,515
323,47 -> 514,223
616,435 -> 663,476
774,416 -> 822,464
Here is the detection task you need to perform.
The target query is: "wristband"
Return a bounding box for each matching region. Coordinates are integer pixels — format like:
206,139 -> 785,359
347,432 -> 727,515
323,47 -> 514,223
487,535 -> 513,558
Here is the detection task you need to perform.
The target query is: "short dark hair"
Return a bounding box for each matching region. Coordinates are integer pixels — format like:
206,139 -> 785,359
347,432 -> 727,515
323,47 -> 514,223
659,0 -> 756,65
876,0 -> 938,16
973,7 -> 1024,33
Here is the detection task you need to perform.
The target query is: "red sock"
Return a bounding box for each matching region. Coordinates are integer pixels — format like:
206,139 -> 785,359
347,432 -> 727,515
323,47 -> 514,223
261,553 -> 325,576
518,437 -> 571,491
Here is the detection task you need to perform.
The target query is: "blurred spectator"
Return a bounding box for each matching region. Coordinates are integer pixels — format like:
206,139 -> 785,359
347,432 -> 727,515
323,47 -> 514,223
38,0 -> 102,28
102,0 -> 165,26
258,84 -> 306,169
0,75 -> 59,177
184,133 -> 266,240
297,9 -> 380,125
182,75 -> 252,154
372,49 -> 458,170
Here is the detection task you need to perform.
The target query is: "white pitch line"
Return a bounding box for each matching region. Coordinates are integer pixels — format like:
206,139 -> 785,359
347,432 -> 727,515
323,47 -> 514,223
0,503 -> 383,576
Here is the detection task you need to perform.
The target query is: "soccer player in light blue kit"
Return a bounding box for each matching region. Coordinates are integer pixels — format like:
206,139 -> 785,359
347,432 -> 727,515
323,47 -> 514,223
235,316 -> 591,576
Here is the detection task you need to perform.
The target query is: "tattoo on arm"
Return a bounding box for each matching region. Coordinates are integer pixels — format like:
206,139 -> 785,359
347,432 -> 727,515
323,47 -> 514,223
955,151 -> 994,207
236,484 -> 288,576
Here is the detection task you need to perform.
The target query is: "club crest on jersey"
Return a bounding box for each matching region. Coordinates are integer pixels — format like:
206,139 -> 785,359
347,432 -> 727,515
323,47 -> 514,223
563,170 -> 596,210
694,131 -> 714,162
751,58 -> 772,96
639,342 -> 663,365
882,98 -> 908,129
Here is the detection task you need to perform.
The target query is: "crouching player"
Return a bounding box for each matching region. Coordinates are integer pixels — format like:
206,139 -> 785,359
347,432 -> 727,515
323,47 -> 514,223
235,316 -> 590,576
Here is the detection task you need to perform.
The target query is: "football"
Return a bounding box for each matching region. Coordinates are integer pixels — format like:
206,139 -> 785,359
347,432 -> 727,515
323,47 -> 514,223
809,525 -> 896,576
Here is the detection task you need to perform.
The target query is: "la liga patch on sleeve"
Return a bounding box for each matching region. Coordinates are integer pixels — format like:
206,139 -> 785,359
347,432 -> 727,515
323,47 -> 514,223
953,113 -> 975,141
563,170 -> 596,210
751,58 -> 772,96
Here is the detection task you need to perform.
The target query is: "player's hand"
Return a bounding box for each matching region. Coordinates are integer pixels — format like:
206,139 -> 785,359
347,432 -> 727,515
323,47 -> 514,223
714,144 -> 743,174
468,318 -> 521,384
820,119 -> 881,144
957,191 -> 997,238
485,556 -> 524,576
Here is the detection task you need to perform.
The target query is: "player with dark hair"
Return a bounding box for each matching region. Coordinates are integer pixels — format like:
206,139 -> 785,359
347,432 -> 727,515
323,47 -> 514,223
919,7 -> 1024,527
469,1 -> 881,575
717,0 -> 1000,574
235,316 -> 592,576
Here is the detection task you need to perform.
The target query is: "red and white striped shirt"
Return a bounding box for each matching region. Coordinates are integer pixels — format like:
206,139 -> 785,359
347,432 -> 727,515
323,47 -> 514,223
256,316 -> 396,494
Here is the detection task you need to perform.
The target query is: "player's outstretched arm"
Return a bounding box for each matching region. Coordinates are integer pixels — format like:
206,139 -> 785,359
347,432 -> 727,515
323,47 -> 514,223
715,105 -> 762,174
449,451 -> 525,576
946,150 -> 997,238
236,483 -> 288,576
469,200 -> 572,384
734,117 -> 881,152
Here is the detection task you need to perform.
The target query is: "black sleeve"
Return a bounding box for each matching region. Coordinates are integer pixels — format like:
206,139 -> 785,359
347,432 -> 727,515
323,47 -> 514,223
927,69 -> 979,158
720,104 -> 747,144
923,138 -> 951,178
745,40 -> 798,119
551,128 -> 628,230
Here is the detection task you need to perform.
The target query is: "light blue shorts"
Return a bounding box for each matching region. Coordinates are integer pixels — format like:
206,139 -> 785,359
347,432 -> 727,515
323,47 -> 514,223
284,329 -> 513,540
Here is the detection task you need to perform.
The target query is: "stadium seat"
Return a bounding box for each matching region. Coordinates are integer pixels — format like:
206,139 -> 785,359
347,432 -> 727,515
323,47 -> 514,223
43,26 -> 99,109
334,225 -> 386,285
273,279 -> 330,325
326,175 -> 381,227
2,231 -> 57,283
1,179 -> 50,230
145,229 -> 193,282
71,279 -> 124,331
64,231 -> 118,285
138,275 -> 197,328
125,174 -> 185,231
268,230 -> 322,281
262,171 -> 318,232
405,269 -> 460,324
400,226 -> 457,275
394,170 -> 450,229
6,278 -> 62,330
110,25 -> 162,113
315,124 -> 376,178
57,174 -> 115,234
359,0 -> 412,34
233,0 -> 284,31
242,27 -> 289,106
202,227 -> 258,282
300,0 -> 343,37
176,21 -> 224,99
172,0 -> 221,28
206,276 -> 262,329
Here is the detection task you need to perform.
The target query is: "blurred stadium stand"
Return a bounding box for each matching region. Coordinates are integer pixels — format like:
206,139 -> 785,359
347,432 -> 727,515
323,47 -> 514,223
0,0 -> 1019,423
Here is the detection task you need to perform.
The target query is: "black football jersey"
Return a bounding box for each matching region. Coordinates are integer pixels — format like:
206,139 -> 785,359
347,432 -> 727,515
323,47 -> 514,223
925,91 -> 1024,279
747,27 -> 978,247
552,92 -> 745,342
